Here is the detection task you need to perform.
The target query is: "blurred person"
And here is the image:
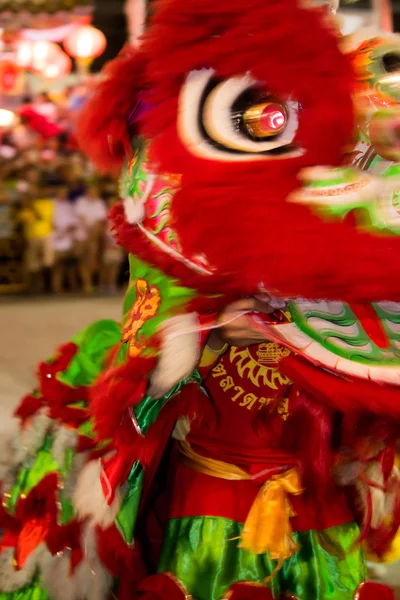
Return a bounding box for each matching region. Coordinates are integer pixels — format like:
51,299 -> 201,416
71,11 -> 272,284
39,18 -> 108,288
51,184 -> 79,294
99,194 -> 124,294
59,157 -> 87,202
19,177 -> 54,293
67,84 -> 89,113
75,184 -> 107,293
40,136 -> 62,163
33,92 -> 59,122
10,120 -> 36,150
16,165 -> 40,197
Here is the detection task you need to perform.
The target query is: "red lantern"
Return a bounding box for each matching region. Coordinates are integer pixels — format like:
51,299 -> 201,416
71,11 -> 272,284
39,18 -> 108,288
63,25 -> 106,60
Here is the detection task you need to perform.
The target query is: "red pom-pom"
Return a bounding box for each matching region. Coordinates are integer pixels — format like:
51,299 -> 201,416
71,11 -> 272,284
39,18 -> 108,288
222,582 -> 274,600
136,573 -> 189,600
355,582 -> 395,600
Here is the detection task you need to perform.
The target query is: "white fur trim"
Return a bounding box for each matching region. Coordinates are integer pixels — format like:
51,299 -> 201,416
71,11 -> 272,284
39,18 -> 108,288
41,525 -> 112,600
0,545 -> 49,592
368,462 -> 386,529
12,409 -> 52,466
74,460 -> 121,529
148,313 -> 200,399
51,426 -> 78,467
335,458 -> 397,529
0,437 -> 18,492
123,196 -> 145,224
63,452 -> 88,502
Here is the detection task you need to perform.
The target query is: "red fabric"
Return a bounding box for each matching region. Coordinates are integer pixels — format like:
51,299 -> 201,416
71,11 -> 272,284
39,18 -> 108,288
136,573 -> 189,600
169,345 -> 354,531
168,456 -> 353,532
224,583 -> 274,600
190,344 -> 292,463
281,354 -> 400,418
96,526 -> 148,595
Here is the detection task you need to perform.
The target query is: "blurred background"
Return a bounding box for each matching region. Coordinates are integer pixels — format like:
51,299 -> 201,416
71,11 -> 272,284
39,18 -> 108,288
0,0 -> 400,592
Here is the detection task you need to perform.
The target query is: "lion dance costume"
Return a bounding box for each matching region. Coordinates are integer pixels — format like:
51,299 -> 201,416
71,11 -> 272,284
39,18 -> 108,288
2,1 -> 400,599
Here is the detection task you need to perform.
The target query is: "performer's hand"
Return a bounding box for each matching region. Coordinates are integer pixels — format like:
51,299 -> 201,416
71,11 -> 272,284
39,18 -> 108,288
209,298 -> 273,349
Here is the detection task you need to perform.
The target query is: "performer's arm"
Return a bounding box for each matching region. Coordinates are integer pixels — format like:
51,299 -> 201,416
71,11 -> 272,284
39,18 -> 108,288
199,298 -> 271,376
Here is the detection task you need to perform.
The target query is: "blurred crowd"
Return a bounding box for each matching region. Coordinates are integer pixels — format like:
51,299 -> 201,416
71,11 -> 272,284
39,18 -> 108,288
0,87 -> 128,295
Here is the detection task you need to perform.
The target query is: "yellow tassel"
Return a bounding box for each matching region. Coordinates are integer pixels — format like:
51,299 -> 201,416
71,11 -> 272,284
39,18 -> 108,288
239,469 -> 303,559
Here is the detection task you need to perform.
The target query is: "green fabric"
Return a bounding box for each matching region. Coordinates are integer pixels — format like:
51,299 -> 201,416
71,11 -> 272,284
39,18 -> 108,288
116,462 -> 144,545
114,369 -> 203,543
6,320 -> 121,516
123,255 -> 195,342
0,580 -> 48,600
158,517 -> 366,600
134,369 -> 202,435
6,437 -> 58,513
60,319 -> 121,388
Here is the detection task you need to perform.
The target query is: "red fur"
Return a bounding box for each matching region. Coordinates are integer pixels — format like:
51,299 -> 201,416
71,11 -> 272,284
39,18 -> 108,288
90,355 -> 157,441
96,525 -> 147,583
14,393 -> 45,423
140,0 -> 352,164
84,1 -> 400,304
46,521 -> 84,570
281,355 -> 400,418
77,46 -> 145,172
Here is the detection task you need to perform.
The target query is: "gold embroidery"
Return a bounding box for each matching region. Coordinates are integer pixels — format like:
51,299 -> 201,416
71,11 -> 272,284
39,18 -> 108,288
212,363 -> 227,378
278,398 -> 290,421
231,386 -> 245,402
122,279 -> 161,357
239,393 -> 258,410
210,348 -> 291,418
220,376 -> 235,391
258,397 -> 272,410
256,343 -> 291,365
230,346 -> 291,390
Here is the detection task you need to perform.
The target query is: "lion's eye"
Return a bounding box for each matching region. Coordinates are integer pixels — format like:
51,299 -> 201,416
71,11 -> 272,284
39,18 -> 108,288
178,69 -> 302,162
243,102 -> 288,138
382,52 -> 400,74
